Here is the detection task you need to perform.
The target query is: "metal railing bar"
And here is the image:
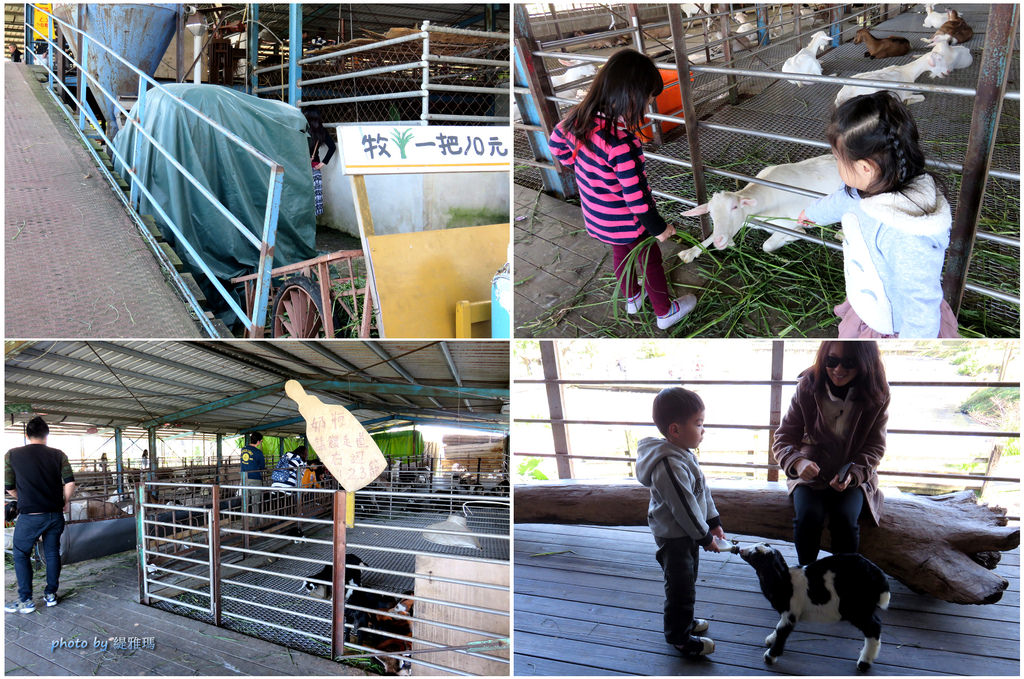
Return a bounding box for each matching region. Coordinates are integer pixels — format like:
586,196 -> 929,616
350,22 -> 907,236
298,61 -> 425,87
220,510 -> 332,523
220,544 -> 333,564
147,565 -> 209,581
424,83 -> 510,95
515,378 -> 1022,388
221,577 -> 339,605
351,521 -> 509,542
341,639 -> 473,675
426,24 -> 509,40
146,592 -> 212,614
144,534 -> 210,549
220,594 -> 333,624
220,610 -> 332,643
302,91 -> 423,106
146,580 -> 211,599
299,31 -> 426,65
220,527 -> 332,545
514,418 -> 1019,437
142,550 -> 210,567
427,54 -> 509,67
423,113 -> 511,123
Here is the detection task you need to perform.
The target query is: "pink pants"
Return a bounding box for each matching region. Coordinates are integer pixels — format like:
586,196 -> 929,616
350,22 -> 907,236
611,236 -> 671,316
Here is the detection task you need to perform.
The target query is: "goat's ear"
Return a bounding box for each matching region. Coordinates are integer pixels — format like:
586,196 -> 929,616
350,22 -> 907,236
558,58 -> 575,67
681,203 -> 710,216
740,197 -> 757,208
772,549 -> 789,572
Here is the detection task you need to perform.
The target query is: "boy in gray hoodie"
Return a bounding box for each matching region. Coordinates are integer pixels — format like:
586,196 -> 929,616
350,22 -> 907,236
636,387 -> 727,658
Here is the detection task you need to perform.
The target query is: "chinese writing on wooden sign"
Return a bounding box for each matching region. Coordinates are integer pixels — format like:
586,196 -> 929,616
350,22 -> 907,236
284,380 -> 387,492
339,125 -> 512,175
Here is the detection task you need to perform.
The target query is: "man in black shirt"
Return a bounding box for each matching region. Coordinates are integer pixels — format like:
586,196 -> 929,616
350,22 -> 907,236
4,417 -> 76,614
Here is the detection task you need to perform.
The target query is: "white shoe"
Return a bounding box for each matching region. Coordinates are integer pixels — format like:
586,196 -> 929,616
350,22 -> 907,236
626,289 -> 646,314
656,295 -> 697,330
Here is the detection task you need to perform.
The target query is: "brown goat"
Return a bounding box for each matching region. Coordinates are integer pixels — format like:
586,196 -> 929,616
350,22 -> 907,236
854,28 -> 911,59
933,10 -> 973,45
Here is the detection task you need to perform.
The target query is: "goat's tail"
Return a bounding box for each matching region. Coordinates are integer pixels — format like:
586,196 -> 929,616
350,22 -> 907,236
877,591 -> 891,610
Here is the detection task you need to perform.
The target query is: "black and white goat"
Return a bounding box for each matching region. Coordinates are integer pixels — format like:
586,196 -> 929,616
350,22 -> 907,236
302,552 -> 365,601
738,543 -> 890,672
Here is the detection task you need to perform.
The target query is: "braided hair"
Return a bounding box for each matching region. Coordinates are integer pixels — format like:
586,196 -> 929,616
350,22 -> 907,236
826,92 -> 927,198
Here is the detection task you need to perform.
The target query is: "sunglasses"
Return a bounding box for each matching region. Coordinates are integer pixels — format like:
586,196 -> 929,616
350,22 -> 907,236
825,355 -> 858,370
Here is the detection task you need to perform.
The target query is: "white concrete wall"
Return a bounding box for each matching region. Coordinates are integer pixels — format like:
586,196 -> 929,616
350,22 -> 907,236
320,161 -> 509,237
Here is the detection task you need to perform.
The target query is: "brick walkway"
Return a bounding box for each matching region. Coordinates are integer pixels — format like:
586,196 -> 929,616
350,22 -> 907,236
4,63 -> 201,338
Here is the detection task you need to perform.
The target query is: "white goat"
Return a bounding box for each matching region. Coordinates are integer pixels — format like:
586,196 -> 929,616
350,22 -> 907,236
782,31 -> 832,86
677,154 -> 841,264
834,50 -> 950,107
681,3 -> 713,18
552,59 -> 598,101
922,4 -> 947,29
928,34 -> 972,70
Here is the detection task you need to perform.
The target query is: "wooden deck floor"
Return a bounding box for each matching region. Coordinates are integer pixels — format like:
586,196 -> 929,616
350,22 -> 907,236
514,524 -> 1020,676
4,550 -> 366,676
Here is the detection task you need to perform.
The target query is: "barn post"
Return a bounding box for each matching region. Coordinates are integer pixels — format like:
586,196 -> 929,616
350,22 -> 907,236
210,483 -> 222,626
136,484 -> 149,605
288,3 -> 302,107
669,7 -> 710,238
215,433 -> 223,484
330,490 -> 349,659
717,5 -> 738,105
514,4 -> 575,198
941,4 -> 1018,314
114,426 -> 124,495
767,340 -> 784,482
546,3 -> 564,43
148,427 -> 157,500
829,4 -> 841,47
540,340 -> 573,479
755,4 -> 768,46
247,3 -> 259,95
629,3 -> 663,146
175,4 -> 185,83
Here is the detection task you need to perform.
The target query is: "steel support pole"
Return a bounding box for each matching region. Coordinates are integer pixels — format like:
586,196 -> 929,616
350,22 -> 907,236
248,3 -> 260,95
148,427 -> 157,490
216,433 -> 223,484
176,5 -> 184,83
547,4 -> 563,44
829,4 -> 841,47
514,4 -> 574,198
755,5 -> 768,46
211,484 -> 222,626
114,427 -> 124,495
24,4 -> 34,65
540,341 -> 573,480
288,3 -> 302,106
767,341 -> 784,483
941,4 -> 1018,314
718,7 -> 737,105
136,485 -> 148,604
630,3 -> 663,146
330,491 -> 349,660
669,8 -> 709,237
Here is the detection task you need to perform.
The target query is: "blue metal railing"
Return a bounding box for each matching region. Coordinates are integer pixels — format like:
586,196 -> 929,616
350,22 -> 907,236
25,4 -> 285,337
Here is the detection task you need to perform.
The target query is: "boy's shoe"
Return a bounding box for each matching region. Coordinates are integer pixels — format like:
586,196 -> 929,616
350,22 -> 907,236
656,294 -> 698,330
690,618 -> 710,635
674,635 -> 715,658
6,599 -> 35,614
625,289 -> 646,314
44,593 -> 58,607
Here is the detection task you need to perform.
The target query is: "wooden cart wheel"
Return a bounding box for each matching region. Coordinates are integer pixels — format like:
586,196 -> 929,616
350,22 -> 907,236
271,275 -> 325,338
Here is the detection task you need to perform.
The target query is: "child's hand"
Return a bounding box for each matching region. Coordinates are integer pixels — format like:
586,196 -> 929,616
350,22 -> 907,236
656,224 -> 676,243
795,458 -> 820,480
797,210 -> 815,227
704,539 -> 720,553
710,525 -> 726,541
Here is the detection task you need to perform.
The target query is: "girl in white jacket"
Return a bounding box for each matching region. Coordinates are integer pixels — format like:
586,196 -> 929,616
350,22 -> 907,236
798,92 -> 959,338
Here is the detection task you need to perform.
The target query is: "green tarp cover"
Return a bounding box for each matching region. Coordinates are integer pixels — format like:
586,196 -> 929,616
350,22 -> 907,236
372,430 -> 425,460
113,84 -> 317,306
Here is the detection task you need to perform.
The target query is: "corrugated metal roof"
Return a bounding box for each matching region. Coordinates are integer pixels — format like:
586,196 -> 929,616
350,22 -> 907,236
4,341 -> 508,437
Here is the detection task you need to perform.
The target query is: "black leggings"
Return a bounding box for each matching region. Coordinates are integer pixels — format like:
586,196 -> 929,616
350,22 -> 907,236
791,484 -> 864,566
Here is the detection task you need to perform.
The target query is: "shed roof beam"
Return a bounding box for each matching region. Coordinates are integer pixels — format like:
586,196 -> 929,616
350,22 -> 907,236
190,342 -> 296,379
439,341 -> 475,413
137,380 -> 509,428
305,343 -> 414,407
89,342 -> 260,389
364,342 -> 444,409
5,366 -> 203,407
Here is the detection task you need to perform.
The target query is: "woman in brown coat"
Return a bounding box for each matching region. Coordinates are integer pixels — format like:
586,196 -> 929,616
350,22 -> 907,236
774,341 -> 889,565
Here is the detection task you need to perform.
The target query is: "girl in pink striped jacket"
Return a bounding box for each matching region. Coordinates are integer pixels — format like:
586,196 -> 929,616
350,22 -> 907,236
549,49 -> 696,330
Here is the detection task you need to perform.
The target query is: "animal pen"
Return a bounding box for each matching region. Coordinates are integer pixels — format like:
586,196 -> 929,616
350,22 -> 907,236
513,3 -> 1019,337
138,481 -> 510,675
4,339 -> 511,675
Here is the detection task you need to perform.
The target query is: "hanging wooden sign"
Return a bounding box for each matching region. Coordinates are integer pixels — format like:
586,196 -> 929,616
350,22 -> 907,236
284,380 -> 387,492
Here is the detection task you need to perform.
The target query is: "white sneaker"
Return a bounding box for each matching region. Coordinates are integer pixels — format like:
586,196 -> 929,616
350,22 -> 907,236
656,294 -> 697,330
626,289 -> 646,314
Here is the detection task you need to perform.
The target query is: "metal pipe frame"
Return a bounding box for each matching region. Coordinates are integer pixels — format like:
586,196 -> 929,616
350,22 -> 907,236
426,54 -> 508,67
223,608 -> 332,643
27,6 -> 282,334
298,30 -> 426,65
307,90 -> 423,106
297,60 -> 426,87
423,113 -> 510,123
424,83 -> 510,95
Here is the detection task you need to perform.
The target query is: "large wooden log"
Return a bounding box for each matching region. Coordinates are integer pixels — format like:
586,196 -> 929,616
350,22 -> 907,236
514,481 -> 1020,605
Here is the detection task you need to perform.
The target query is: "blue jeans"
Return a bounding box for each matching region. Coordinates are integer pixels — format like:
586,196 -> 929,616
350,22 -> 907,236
12,512 -> 65,601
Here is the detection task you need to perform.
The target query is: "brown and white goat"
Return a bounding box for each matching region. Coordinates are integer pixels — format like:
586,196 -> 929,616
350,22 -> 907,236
854,29 -> 911,59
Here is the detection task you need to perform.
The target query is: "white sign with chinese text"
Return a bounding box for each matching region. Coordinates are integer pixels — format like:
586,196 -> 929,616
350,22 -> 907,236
284,380 -> 387,492
339,125 -> 511,175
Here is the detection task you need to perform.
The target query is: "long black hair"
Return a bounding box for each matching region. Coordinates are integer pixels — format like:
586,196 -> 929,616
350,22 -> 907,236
808,340 -> 889,406
827,92 -> 931,198
303,104 -> 330,147
562,49 -> 663,150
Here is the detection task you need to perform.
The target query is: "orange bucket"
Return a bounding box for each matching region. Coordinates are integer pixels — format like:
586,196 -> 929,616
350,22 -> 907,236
638,69 -> 692,141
